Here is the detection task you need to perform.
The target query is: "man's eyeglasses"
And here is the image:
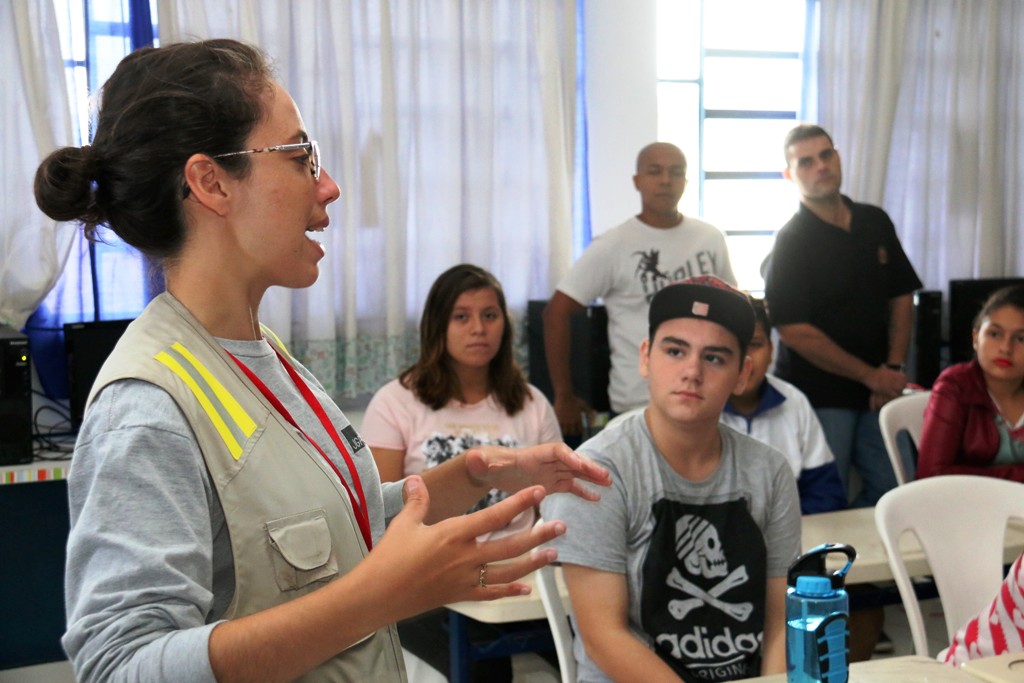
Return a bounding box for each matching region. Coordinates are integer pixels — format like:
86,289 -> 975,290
212,140 -> 321,181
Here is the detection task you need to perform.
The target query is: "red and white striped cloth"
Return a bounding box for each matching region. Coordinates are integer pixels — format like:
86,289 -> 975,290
944,552 -> 1024,665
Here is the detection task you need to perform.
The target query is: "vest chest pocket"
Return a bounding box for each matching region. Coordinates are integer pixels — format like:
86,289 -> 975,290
266,509 -> 339,592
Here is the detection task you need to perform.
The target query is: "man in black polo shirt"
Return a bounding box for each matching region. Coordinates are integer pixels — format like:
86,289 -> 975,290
763,124 -> 922,508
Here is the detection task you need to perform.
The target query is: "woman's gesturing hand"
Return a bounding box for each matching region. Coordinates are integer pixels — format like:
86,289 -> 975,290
363,477 -> 570,622
462,442 -> 612,501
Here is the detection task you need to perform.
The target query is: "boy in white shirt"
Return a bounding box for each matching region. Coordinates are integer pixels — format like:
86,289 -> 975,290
721,296 -> 846,514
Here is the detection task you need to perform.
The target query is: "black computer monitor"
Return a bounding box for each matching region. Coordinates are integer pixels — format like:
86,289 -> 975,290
64,319 -> 133,430
948,278 -> 1024,364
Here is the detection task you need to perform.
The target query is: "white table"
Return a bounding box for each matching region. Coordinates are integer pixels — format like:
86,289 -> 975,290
962,652 -> 1024,683
810,507 -> 1024,584
737,654 -> 987,682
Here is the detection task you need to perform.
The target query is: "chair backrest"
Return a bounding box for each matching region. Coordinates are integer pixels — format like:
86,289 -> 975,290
878,390 -> 931,485
536,563 -> 575,683
874,475 -> 1024,657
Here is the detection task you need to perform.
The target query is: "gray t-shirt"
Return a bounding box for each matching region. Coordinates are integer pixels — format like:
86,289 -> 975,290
62,337 -> 404,683
541,411 -> 801,683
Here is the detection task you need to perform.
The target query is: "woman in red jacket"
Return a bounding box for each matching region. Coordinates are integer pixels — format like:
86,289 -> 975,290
917,285 -> 1024,481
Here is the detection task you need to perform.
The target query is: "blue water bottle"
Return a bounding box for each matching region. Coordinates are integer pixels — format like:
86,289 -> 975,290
785,543 -> 857,683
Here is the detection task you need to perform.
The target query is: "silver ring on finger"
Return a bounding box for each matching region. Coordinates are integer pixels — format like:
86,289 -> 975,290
478,563 -> 488,588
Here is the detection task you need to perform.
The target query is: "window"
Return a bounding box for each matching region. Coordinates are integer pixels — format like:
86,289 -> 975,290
656,0 -> 815,292
27,0 -> 157,408
46,0 -> 158,322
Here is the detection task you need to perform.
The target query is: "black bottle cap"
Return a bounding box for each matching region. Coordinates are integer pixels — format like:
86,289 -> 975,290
787,542 -> 857,590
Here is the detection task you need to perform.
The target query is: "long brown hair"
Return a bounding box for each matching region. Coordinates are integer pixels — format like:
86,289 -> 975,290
400,264 -> 530,414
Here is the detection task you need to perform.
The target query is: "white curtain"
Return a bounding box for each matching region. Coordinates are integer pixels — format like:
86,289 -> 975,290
0,0 -> 76,329
156,0 -> 576,399
818,0 -> 1024,291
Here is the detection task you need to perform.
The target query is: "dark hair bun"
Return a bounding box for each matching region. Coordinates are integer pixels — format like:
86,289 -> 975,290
34,145 -> 103,225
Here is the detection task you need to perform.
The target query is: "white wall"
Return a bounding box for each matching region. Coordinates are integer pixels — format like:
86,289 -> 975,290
583,0 -> 658,237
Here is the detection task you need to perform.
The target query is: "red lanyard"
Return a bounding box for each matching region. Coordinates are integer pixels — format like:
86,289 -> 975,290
228,348 -> 373,550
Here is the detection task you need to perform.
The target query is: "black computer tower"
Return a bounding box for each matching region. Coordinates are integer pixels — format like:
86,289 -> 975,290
909,290 -> 942,388
526,300 -> 610,413
0,326 -> 33,465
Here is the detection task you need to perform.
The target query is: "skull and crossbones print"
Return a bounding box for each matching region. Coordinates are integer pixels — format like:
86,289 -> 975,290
666,514 -> 754,622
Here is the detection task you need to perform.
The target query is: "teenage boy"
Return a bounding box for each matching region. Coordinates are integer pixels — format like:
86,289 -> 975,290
542,276 -> 801,683
721,297 -> 847,515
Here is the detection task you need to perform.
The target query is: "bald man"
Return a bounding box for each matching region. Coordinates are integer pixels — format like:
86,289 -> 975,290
544,143 -> 737,438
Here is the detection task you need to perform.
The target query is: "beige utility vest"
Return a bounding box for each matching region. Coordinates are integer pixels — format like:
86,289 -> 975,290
88,293 -> 405,682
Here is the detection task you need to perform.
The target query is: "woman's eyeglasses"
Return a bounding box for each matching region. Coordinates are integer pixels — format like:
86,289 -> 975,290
183,140 -> 321,198
212,140 -> 320,181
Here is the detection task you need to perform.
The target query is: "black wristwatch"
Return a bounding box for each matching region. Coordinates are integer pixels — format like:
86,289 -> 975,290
884,362 -> 905,372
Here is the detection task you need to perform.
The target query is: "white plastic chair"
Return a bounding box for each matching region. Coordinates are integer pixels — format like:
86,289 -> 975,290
874,475 -> 1024,657
536,563 -> 575,683
878,390 -> 931,485
400,648 -> 447,683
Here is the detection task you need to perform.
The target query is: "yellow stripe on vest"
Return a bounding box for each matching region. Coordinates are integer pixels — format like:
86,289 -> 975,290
170,343 -> 258,436
154,343 -> 257,460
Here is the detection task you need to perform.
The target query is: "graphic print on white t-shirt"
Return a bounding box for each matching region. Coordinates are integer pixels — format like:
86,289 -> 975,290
632,247 -> 727,303
422,431 -> 518,511
641,499 -> 767,683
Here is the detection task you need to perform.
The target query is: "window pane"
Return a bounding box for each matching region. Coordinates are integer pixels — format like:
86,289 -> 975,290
657,82 -> 700,218
704,0 -> 806,52
93,35 -> 132,85
724,234 -> 777,293
91,0 -> 129,23
94,232 -> 148,318
704,178 -> 796,233
149,0 -> 160,45
54,0 -> 87,62
704,57 -> 803,111
703,118 -> 796,172
657,0 -> 701,81
45,0 -> 149,327
69,66 -> 89,144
